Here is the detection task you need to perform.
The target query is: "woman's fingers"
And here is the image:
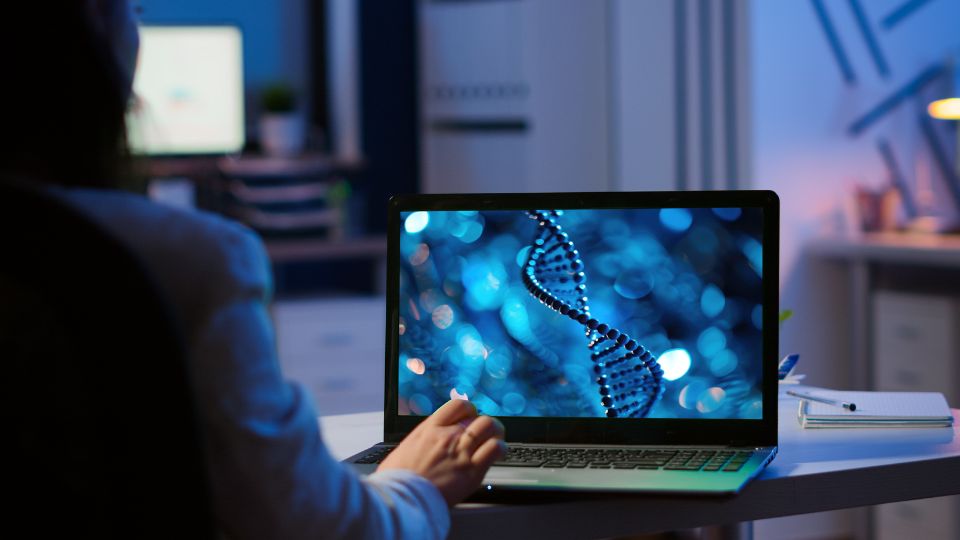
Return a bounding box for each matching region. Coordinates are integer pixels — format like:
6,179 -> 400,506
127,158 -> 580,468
456,415 -> 505,455
471,437 -> 508,469
427,398 -> 478,427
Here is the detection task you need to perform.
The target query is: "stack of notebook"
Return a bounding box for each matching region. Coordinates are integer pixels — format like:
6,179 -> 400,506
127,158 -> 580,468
797,390 -> 954,429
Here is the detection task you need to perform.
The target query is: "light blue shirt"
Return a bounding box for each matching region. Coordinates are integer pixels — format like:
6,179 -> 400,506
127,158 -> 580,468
57,188 -> 450,540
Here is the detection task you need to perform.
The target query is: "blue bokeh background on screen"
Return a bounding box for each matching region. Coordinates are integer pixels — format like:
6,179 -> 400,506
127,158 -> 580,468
397,208 -> 764,419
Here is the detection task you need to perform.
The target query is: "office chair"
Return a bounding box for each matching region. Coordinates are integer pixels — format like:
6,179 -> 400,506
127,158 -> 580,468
0,181 -> 215,538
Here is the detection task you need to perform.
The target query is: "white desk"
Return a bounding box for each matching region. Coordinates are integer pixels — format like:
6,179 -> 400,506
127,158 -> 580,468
320,392 -> 960,540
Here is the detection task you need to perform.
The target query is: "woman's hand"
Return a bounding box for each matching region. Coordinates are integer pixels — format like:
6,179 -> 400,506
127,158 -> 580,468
378,399 -> 506,506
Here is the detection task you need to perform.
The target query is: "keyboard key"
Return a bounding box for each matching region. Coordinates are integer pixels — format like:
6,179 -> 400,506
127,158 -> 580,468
542,462 -> 567,468
566,462 -> 588,468
354,447 -> 394,464
497,461 -> 545,468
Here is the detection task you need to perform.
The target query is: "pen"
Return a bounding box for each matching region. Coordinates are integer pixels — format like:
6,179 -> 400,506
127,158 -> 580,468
786,390 -> 857,411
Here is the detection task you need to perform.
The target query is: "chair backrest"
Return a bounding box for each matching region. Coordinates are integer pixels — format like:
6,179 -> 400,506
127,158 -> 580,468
0,181 -> 215,538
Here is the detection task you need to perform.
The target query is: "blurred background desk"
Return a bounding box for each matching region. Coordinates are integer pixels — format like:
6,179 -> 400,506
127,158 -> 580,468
321,394 -> 960,540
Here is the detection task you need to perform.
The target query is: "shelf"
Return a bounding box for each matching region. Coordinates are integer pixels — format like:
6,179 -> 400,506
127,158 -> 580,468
264,235 -> 387,264
807,233 -> 960,268
142,154 -> 364,181
217,154 -> 364,178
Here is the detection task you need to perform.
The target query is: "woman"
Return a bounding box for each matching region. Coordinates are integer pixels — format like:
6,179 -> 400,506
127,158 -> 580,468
1,2 -> 505,538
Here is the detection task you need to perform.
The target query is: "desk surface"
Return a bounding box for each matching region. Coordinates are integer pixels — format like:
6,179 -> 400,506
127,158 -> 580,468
320,391 -> 960,540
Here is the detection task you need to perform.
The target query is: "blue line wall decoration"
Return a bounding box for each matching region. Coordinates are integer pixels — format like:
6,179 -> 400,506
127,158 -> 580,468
847,64 -> 945,136
810,0 -> 857,85
877,138 -> 919,218
848,0 -> 890,79
882,0 -> 936,31
918,113 -> 960,212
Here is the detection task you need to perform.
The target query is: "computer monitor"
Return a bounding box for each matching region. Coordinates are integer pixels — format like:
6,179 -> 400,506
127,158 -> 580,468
127,25 -> 245,156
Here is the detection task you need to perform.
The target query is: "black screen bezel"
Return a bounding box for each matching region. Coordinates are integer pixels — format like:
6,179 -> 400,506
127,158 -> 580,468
383,190 -> 779,447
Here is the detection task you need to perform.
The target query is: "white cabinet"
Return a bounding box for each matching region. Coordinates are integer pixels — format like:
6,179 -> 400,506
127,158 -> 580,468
872,290 -> 960,540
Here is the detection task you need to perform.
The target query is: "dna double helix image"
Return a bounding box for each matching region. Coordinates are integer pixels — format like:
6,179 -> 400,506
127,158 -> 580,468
521,210 -> 663,418
397,207 -> 765,420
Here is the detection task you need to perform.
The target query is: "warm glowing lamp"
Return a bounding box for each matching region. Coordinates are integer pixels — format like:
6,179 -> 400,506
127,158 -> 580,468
928,56 -> 960,120
928,98 -> 960,120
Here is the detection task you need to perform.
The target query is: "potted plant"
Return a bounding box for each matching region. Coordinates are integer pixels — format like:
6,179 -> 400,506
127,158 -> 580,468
259,82 -> 305,157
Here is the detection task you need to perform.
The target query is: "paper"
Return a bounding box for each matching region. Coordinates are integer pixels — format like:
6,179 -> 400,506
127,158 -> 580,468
797,390 -> 954,429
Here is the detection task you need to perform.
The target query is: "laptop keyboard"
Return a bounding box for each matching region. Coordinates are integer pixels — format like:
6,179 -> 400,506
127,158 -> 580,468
354,446 -> 754,472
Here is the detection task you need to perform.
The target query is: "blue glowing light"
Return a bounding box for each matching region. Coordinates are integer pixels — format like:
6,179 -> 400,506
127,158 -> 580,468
515,245 -> 531,268
709,349 -> 738,377
712,208 -> 742,221
457,326 -> 486,360
614,269 -> 655,299
740,237 -> 763,275
700,284 -> 726,318
485,351 -> 513,379
404,211 -> 430,234
462,256 -> 507,310
751,305 -> 763,330
659,208 -> 693,232
502,392 -> 527,414
409,393 -> 433,415
658,348 -> 692,381
697,326 -> 727,358
459,221 -> 484,243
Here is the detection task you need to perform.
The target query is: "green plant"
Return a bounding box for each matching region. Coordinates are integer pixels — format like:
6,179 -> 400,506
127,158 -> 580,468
779,309 -> 793,327
261,82 -> 297,114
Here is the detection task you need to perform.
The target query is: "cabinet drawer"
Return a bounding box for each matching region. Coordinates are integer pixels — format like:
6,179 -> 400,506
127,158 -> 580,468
875,496 -> 960,540
872,291 -> 959,402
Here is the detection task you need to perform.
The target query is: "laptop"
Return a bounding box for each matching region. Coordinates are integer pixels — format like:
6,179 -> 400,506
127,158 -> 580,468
346,190 -> 779,496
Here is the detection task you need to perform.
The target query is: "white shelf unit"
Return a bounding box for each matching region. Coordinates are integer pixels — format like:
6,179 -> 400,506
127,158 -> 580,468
809,233 -> 960,540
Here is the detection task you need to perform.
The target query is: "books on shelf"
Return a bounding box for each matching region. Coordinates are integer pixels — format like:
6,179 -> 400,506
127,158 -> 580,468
797,390 -> 954,429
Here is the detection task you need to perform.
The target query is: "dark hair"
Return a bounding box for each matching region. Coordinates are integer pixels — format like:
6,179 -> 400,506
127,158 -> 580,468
0,2 -> 132,189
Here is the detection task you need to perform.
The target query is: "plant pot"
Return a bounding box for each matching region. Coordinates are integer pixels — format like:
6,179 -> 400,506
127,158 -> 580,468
260,113 -> 306,157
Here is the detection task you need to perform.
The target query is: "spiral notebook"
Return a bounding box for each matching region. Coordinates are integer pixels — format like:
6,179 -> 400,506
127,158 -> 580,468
798,391 -> 954,428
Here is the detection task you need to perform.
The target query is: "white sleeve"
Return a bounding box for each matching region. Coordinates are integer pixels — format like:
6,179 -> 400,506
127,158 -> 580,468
362,469 -> 451,540
175,224 -> 449,539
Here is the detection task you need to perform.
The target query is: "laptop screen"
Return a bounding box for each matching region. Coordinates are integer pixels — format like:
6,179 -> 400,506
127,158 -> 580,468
396,204 -> 766,420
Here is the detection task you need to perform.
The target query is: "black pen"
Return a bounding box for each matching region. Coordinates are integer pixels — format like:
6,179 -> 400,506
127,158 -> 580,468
786,390 -> 857,412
